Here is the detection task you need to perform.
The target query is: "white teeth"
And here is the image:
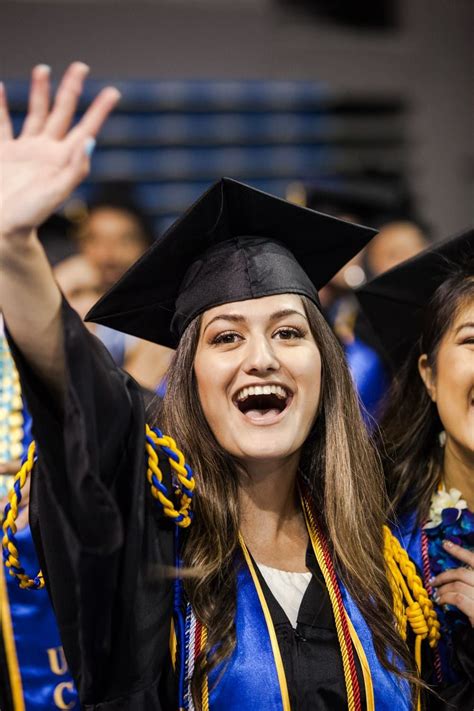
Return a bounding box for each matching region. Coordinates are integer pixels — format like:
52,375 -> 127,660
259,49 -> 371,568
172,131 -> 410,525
236,384 -> 288,402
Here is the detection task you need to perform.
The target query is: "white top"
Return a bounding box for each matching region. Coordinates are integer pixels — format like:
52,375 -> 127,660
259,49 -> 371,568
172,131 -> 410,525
257,563 -> 312,629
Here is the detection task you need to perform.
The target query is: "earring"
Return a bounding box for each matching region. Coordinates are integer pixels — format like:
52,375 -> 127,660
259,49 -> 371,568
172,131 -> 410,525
438,430 -> 446,447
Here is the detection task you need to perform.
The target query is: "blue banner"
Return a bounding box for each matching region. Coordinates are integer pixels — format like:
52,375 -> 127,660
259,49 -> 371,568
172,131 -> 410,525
2,524 -> 78,710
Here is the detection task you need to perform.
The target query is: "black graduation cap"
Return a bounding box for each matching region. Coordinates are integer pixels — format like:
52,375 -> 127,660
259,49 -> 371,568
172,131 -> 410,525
355,227 -> 474,369
86,178 -> 376,348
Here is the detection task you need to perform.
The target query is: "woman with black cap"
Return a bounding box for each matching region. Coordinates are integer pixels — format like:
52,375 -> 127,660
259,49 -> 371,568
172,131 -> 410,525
357,229 -> 474,708
1,64 -> 439,711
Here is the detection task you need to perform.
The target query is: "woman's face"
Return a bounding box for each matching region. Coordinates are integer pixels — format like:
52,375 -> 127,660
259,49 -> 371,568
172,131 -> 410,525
419,297 -> 474,456
194,294 -> 322,467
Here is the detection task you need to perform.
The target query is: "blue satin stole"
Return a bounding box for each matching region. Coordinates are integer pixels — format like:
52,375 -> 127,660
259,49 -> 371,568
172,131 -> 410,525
206,549 -> 411,711
4,523 -> 79,710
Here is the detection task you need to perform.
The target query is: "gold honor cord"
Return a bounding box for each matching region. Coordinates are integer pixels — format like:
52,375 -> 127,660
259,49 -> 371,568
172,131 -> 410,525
239,534 -> 292,711
383,526 -> 441,711
0,557 -> 25,711
1,427 -> 196,589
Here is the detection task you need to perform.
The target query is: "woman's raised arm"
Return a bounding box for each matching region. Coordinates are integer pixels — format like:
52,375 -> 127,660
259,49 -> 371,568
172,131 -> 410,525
0,62 -> 120,401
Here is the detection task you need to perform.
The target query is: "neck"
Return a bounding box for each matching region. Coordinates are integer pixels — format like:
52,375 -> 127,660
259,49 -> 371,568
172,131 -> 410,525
239,455 -> 300,523
237,454 -> 309,571
442,436 -> 474,511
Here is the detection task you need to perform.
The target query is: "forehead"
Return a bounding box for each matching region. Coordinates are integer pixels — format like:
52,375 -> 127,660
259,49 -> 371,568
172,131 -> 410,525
201,293 -> 306,324
452,296 -> 474,326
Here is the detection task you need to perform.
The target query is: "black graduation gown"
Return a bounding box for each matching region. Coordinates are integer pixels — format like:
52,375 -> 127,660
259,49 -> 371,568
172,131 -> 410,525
7,299 -> 365,710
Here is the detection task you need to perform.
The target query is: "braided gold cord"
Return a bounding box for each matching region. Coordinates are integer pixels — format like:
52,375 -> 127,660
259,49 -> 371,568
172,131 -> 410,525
383,526 -> 441,652
3,426 -> 196,589
1,442 -> 44,589
145,425 -> 194,527
383,527 -> 441,711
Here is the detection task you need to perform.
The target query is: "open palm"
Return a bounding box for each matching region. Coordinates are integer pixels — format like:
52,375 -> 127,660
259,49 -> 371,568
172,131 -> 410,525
0,62 -> 120,236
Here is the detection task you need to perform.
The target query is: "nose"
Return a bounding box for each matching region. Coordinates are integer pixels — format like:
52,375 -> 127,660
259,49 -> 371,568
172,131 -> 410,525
242,334 -> 280,374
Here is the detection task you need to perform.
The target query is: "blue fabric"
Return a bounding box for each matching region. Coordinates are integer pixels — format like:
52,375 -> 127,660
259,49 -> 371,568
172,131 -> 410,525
345,337 -> 388,427
208,556 -> 285,711
21,403 -> 33,453
207,553 -> 410,710
339,580 -> 411,710
6,524 -> 79,710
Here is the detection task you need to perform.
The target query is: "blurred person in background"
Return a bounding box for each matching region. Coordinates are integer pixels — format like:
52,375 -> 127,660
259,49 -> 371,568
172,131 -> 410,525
54,185 -> 173,391
365,220 -> 428,279
357,228 -> 474,709
305,183 -> 429,425
305,185 -> 388,423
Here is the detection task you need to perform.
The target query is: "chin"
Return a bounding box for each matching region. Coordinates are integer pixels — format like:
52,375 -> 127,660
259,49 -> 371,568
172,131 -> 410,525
230,432 -> 303,464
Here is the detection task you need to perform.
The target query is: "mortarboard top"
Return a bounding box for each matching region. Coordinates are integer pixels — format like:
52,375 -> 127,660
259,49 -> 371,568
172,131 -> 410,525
86,177 -> 376,348
355,227 -> 474,369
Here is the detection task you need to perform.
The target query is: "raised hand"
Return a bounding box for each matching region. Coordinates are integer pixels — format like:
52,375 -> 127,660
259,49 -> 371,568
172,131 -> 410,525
0,62 -> 120,238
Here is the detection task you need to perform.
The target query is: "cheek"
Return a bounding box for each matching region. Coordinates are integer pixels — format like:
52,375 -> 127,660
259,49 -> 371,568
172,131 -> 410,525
123,242 -> 145,264
193,353 -> 232,427
287,346 -> 322,414
435,351 -> 474,423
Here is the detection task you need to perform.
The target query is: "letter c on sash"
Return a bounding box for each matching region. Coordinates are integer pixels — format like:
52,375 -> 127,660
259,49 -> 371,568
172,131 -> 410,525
53,681 -> 76,709
47,646 -> 68,675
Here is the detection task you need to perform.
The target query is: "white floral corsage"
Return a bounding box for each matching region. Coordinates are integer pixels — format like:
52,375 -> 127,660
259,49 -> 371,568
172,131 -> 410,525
424,484 -> 468,529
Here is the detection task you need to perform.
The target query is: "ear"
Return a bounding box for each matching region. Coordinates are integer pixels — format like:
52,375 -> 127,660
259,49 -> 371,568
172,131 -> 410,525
418,354 -> 437,401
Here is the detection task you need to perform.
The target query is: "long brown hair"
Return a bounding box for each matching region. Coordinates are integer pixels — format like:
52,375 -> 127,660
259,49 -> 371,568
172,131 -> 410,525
155,295 -> 416,705
378,260 -> 474,522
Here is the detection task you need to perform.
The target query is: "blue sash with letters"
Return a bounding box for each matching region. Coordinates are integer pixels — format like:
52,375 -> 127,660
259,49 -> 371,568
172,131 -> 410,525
2,523 -> 78,710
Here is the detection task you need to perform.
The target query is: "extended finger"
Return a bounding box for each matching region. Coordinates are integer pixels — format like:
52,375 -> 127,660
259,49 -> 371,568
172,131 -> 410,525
44,61 -> 90,138
21,64 -> 51,136
66,86 -> 121,144
0,82 -> 13,140
48,134 -> 93,203
431,566 -> 474,588
442,540 -> 474,567
436,588 -> 474,621
436,581 -> 474,600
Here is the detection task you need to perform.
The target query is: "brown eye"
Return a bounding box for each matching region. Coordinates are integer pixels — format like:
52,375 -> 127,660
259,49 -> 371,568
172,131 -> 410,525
212,331 -> 241,345
274,327 -> 305,340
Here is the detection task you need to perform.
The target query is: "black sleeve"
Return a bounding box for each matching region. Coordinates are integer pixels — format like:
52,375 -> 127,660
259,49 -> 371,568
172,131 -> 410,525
424,626 -> 474,710
7,299 -> 175,708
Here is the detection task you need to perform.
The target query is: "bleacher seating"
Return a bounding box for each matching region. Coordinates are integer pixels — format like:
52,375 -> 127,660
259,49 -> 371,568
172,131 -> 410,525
7,79 -> 407,236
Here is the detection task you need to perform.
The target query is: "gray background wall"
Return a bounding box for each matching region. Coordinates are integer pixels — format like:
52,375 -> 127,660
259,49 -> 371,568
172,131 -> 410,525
1,0 -> 472,237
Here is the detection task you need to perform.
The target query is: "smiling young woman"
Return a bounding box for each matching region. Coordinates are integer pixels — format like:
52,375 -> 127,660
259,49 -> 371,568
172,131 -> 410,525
0,64 -> 440,711
357,229 -> 474,708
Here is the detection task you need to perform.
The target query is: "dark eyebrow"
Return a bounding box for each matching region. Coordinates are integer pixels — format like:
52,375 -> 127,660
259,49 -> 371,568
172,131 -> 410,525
455,321 -> 474,334
203,308 -> 307,334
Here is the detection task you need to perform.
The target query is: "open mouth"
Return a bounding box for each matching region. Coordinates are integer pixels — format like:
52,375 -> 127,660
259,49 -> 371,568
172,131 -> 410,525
233,384 -> 292,421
